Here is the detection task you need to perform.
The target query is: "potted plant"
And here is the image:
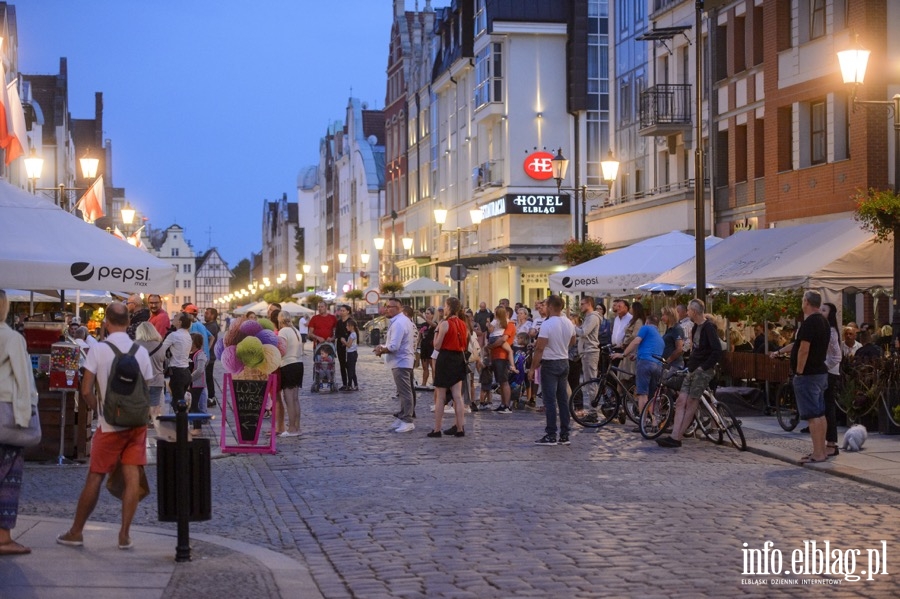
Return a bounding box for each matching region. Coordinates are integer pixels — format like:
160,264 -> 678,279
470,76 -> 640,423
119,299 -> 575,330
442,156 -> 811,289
345,289 -> 364,312
559,237 -> 605,266
380,280 -> 405,297
838,362 -> 883,430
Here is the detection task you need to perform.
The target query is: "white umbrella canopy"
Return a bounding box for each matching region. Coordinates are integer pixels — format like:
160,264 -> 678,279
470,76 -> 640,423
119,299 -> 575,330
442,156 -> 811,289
278,301 -> 314,316
0,181 -> 176,294
641,219 -> 891,293
548,231 -> 721,295
400,277 -> 453,296
232,300 -> 268,315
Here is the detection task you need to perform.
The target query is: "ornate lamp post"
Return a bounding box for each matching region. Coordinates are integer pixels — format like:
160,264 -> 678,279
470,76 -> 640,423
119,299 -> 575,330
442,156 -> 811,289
550,148 -> 619,243
434,204 -> 483,300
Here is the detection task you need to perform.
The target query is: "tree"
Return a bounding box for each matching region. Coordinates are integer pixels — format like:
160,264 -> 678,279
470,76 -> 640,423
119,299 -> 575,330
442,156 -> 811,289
231,258 -> 251,292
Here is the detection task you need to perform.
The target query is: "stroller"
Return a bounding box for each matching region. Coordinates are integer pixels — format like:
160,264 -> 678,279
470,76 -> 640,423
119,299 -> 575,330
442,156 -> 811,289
508,346 -> 529,408
312,342 -> 338,393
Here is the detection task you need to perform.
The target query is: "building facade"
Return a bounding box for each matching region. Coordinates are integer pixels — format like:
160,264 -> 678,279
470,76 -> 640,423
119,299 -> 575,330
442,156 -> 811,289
261,193 -> 301,286
194,248 -> 233,311
150,224 -> 196,312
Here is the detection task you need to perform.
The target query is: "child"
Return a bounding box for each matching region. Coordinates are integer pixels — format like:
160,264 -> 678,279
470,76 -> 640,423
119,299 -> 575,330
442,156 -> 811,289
486,320 -> 519,374
316,347 -> 334,389
188,332 -> 207,436
341,319 -> 359,391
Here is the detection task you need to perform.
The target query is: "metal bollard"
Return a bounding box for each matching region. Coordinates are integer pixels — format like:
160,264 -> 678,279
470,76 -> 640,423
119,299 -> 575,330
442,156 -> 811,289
174,396 -> 191,562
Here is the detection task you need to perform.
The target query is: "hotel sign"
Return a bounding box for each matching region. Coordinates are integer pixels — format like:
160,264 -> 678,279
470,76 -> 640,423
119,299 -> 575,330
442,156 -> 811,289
523,151 -> 555,180
480,194 -> 571,220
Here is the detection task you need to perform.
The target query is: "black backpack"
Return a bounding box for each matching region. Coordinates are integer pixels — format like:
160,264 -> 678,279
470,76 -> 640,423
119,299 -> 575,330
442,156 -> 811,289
102,341 -> 150,427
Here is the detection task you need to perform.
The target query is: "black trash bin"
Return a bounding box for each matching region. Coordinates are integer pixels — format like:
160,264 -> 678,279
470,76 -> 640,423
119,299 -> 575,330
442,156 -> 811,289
370,327 -> 381,346
157,438 -> 212,522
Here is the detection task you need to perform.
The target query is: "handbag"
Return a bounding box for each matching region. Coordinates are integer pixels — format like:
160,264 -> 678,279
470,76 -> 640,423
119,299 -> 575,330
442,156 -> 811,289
106,461 -> 151,502
0,402 -> 42,448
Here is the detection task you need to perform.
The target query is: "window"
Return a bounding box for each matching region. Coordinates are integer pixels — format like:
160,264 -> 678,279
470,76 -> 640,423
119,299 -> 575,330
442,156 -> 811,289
778,106 -> 793,171
811,100 -> 826,165
475,0 -> 486,37
184,264 -> 192,273
810,0 -> 826,40
734,17 -> 746,73
184,280 -> 191,289
175,280 -> 179,288
474,43 -> 502,109
171,248 -> 179,257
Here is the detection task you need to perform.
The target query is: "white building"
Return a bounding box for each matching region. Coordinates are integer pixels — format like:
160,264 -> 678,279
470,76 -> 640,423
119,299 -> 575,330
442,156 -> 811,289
194,248 -> 233,311
261,193 -> 301,287
150,224 -> 196,312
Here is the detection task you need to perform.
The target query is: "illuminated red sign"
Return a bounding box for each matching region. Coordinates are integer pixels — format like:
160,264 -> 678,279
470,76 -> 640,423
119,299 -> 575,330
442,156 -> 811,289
523,151 -> 555,180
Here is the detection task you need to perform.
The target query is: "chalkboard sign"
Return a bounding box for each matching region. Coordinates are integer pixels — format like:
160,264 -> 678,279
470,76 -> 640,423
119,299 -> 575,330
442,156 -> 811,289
232,379 -> 267,443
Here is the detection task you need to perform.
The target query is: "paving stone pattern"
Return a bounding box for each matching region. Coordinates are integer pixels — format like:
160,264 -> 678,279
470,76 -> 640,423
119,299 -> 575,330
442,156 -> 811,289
22,351 -> 900,597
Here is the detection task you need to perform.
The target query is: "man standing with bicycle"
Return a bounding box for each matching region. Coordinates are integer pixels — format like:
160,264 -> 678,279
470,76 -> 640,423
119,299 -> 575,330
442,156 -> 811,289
657,299 -> 721,448
576,296 -> 602,406
791,291 -> 831,463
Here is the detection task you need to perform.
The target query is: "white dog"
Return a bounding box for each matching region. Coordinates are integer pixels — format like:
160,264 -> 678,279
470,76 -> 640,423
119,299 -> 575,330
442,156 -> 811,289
841,424 -> 868,452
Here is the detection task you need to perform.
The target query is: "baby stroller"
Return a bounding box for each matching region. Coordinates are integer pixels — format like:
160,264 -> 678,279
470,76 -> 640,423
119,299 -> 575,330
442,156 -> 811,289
312,342 -> 338,393
509,346 -> 529,408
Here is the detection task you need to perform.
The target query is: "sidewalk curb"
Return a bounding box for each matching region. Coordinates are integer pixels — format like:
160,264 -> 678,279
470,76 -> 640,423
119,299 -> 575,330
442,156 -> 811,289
746,443 -> 900,494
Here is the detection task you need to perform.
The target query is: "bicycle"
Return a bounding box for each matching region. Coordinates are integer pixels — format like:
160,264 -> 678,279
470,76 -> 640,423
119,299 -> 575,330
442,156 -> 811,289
569,345 -> 640,428
774,374 -> 799,431
638,363 -> 682,440
690,384 -> 747,451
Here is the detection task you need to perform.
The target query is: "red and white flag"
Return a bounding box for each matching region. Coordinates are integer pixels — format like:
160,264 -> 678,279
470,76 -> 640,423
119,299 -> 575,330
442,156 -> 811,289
0,62 -> 23,165
75,175 -> 106,223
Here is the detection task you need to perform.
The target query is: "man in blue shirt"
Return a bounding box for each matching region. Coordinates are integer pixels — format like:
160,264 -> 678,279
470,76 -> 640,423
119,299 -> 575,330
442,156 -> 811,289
612,314 -> 665,432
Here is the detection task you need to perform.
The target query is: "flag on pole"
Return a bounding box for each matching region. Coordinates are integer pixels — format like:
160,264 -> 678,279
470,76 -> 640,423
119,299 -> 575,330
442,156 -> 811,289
0,62 -> 24,165
128,225 -> 146,250
75,175 -> 106,223
6,78 -> 27,162
112,225 -> 126,241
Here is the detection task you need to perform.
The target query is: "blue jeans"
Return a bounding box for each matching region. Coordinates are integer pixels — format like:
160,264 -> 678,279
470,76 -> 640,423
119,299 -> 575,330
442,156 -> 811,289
793,373 -> 827,420
540,359 -> 570,436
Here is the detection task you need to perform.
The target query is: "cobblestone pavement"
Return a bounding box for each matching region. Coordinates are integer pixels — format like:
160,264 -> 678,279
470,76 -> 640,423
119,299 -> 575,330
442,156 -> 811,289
21,351 -> 900,597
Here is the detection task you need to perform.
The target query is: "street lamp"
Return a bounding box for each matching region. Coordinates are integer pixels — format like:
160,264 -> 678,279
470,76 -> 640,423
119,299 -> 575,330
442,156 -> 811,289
434,204 -> 483,300
24,148 -> 101,209
551,148 -> 619,243
838,36 -> 900,341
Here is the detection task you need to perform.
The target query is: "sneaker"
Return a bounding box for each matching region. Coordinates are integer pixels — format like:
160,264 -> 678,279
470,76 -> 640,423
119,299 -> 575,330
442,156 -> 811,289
534,434 -> 557,446
558,433 -> 570,445
426,430 -> 442,438
494,405 -> 512,414
443,404 -> 454,413
278,431 -> 301,438
443,424 -> 458,435
390,418 -> 404,430
656,436 -> 682,448
394,422 -> 416,433
470,402 -> 479,413
207,397 -> 218,406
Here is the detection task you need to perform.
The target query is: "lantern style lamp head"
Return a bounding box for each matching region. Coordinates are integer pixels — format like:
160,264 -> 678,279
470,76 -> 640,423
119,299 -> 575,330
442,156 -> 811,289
321,264 -> 329,274
302,264 -> 311,274
338,253 -> 348,265
433,203 -> 448,226
295,273 -> 303,282
600,149 -> 620,184
837,35 -> 870,86
79,149 -> 99,179
469,208 -> 484,226
402,236 -> 414,251
24,148 -> 43,181
121,202 -> 136,226
373,237 -> 385,250
360,252 -> 370,265
551,148 -> 569,193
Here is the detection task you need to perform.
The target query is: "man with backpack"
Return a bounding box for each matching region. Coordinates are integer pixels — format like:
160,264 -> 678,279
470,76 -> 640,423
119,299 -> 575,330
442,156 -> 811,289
57,302 -> 153,550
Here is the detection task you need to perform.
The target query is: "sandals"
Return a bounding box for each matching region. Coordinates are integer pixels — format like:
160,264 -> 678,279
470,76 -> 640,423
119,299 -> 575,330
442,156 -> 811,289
0,540 -> 31,555
827,446 -> 840,457
799,453 -> 829,464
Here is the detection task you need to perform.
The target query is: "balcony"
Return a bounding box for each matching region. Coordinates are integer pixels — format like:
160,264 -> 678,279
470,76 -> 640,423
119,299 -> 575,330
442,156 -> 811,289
472,159 -> 503,191
639,84 -> 692,136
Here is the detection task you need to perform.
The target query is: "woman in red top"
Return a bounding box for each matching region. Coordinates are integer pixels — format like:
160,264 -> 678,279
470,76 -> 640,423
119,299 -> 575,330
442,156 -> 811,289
428,297 -> 468,438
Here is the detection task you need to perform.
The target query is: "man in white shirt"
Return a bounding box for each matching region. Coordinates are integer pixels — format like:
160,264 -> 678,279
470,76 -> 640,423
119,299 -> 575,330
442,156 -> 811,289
841,326 -> 862,358
57,302 -> 153,551
375,298 -> 418,433
677,304 -> 694,353
610,299 -> 633,349
529,295 -> 576,446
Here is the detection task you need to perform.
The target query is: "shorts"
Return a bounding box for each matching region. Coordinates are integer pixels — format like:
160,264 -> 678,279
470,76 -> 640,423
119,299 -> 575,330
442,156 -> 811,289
793,373 -> 827,420
148,385 -> 164,407
492,359 -> 510,385
280,362 -> 305,389
635,359 -> 663,396
679,367 -> 715,400
301,333 -> 308,344
434,350 -> 467,389
90,427 -> 148,473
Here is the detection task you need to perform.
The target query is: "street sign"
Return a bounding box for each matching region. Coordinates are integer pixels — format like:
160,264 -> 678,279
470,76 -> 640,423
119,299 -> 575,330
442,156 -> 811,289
449,264 -> 467,281
365,305 -> 380,315
365,289 -> 381,305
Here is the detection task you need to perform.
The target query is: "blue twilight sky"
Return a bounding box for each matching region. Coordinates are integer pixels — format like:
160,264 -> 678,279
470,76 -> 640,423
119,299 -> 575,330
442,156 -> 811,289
15,0 -> 433,268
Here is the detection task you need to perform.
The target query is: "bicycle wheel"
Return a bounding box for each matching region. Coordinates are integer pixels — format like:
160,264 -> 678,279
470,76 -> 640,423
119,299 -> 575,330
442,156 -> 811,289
715,401 -> 747,451
693,396 -> 717,441
775,381 -> 799,431
622,382 -> 641,424
639,389 -> 673,439
570,379 -> 617,428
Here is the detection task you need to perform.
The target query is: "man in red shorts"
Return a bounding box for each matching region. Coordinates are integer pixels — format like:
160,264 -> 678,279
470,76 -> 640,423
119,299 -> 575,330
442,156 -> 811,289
56,302 -> 153,550
308,302 -> 337,349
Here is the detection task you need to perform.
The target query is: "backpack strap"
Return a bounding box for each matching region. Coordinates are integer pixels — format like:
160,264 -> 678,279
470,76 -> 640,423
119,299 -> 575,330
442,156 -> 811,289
104,340 -> 123,357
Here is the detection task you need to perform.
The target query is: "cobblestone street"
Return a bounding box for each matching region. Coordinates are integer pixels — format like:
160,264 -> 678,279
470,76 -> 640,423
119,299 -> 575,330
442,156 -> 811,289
22,351 -> 900,597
